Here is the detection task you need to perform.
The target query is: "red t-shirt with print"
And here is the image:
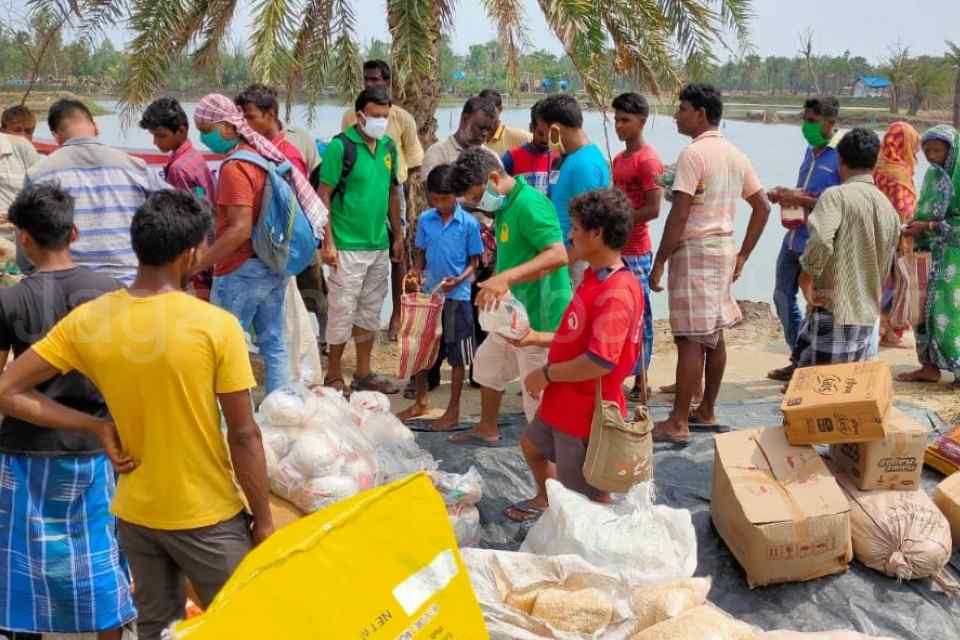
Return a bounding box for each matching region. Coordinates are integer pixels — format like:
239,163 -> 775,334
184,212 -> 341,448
537,266 -> 644,439
612,144 -> 663,256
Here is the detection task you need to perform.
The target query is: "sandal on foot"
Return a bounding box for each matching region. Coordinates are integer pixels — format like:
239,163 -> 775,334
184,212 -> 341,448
351,373 -> 401,395
448,431 -> 504,448
652,425 -> 690,446
504,499 -> 545,523
323,377 -> 346,393
767,365 -> 796,382
687,413 -> 731,433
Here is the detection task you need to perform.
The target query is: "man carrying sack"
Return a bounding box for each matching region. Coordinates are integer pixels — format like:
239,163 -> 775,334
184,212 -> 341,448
502,189 -> 645,523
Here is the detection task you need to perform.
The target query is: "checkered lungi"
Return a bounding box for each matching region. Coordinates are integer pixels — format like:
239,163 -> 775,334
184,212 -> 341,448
791,307 -> 875,367
668,234 -> 742,349
0,453 -> 137,634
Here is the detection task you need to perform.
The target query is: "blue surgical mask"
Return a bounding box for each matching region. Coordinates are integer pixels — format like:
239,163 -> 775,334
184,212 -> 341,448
476,180 -> 506,213
200,128 -> 238,154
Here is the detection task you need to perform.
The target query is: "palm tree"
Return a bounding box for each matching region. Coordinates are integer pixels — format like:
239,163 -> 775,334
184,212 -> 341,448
947,41 -> 960,128
34,0 -> 752,145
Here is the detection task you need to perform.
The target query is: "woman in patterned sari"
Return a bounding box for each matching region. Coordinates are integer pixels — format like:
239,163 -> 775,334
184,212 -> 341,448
897,124 -> 960,384
874,122 -> 920,347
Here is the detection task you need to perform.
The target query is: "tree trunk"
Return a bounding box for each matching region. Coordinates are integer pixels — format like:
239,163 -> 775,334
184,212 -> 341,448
388,4 -> 442,152
889,87 -> 899,114
953,71 -> 960,129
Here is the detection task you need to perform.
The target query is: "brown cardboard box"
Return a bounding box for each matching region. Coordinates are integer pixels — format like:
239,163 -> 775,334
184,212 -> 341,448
711,427 -> 852,588
829,407 -> 929,491
926,424 -> 960,476
781,361 -> 893,445
932,473 -> 960,547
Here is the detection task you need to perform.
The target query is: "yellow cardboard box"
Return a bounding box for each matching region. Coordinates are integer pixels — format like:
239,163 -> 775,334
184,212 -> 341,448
829,407 -> 929,491
711,427 -> 852,588
781,361 -> 893,445
933,472 -> 960,547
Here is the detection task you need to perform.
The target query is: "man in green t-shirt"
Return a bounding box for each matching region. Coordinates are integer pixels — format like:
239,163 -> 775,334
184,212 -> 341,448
447,147 -> 571,446
318,87 -> 404,394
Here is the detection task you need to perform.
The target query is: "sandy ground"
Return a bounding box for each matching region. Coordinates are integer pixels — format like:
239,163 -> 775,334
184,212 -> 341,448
266,300 -> 959,425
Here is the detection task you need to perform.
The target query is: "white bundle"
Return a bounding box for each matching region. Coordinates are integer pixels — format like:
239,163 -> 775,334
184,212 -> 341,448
261,426 -> 293,459
478,293 -> 530,340
448,503 -> 482,547
287,433 -> 341,477
522,480 -> 697,586
259,382 -> 319,428
350,391 -> 391,416
363,412 -> 415,445
377,442 -> 437,483
431,467 -> 484,506
264,444 -> 279,477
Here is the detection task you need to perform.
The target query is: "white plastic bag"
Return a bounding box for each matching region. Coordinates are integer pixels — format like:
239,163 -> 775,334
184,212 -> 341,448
479,293 -> 530,340
362,412 -> 415,446
376,441 -> 437,483
431,467 -> 484,506
521,480 -> 697,586
260,425 -> 293,459
259,382 -> 319,428
350,390 -> 391,416
448,503 -> 481,547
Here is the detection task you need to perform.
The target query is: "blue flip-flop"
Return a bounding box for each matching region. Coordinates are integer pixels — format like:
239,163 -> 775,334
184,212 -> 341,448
448,431 -> 505,448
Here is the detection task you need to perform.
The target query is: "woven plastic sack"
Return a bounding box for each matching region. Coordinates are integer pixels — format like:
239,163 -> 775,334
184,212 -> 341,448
521,480 -> 697,585
397,283 -> 444,379
834,470 -> 958,592
890,250 -> 930,328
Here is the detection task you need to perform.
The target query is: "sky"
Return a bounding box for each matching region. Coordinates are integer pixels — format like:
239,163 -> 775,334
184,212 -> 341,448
90,0 -> 958,63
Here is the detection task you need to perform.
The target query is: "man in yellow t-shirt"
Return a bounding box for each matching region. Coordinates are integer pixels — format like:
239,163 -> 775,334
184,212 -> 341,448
0,190 -> 273,640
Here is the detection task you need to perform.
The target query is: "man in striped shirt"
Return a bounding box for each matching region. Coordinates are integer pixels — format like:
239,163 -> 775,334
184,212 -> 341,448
23,99 -> 153,286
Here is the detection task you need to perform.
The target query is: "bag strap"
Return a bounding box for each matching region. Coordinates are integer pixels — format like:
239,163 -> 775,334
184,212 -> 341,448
331,133 -> 358,204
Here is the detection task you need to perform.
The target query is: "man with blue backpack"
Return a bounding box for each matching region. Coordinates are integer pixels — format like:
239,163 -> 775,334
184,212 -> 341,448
319,87 -> 404,395
192,94 -> 327,395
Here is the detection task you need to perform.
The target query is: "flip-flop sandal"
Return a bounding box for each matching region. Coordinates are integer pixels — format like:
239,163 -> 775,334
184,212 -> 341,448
651,426 -> 690,447
504,499 -> 545,523
323,377 -> 346,394
406,420 -> 473,433
351,373 -> 401,395
448,431 -> 505,448
403,379 -> 417,400
687,415 -> 731,433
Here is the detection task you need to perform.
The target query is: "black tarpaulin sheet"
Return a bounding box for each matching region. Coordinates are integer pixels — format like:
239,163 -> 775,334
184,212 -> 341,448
414,401 -> 960,639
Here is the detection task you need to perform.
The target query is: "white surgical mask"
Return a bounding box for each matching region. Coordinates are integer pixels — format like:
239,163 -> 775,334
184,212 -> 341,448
477,180 -> 506,213
359,114 -> 389,140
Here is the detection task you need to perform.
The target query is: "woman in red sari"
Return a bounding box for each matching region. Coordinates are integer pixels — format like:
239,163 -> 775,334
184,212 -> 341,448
874,121 -> 920,347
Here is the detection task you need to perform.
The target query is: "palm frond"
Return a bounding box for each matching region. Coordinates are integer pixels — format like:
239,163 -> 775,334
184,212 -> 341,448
947,41 -> 960,65
388,0 -> 436,102
657,0 -> 719,58
483,0 -> 527,95
118,0 -> 192,123
329,0 -> 362,100
711,0 -> 751,45
73,0 -> 129,40
285,0 -> 333,121
535,0 -> 605,53
250,0 -> 298,85
192,0 -> 239,72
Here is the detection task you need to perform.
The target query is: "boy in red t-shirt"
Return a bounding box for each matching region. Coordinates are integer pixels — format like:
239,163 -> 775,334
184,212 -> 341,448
503,189 -> 644,522
612,92 -> 662,402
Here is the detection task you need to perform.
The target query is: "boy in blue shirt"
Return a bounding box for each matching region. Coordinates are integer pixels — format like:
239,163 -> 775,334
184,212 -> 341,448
397,164 -> 483,429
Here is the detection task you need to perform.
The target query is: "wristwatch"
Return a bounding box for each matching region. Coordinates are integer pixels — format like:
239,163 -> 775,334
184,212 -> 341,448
542,364 -> 552,383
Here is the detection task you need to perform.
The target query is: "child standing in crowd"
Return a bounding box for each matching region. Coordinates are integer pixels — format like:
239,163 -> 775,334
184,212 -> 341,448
612,92 -> 662,401
140,96 -> 217,201
397,165 -> 483,428
501,99 -> 557,197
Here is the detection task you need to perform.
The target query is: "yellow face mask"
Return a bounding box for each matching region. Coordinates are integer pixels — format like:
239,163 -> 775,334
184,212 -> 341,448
548,125 -> 566,155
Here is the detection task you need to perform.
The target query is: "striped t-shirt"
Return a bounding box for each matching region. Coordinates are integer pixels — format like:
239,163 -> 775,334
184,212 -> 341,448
26,138 -> 154,285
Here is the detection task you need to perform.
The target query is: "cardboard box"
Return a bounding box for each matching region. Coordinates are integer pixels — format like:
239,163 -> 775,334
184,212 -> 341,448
933,473 -> 960,547
781,361 -> 893,445
926,424 -> 960,476
829,407 -> 929,491
711,427 -> 852,588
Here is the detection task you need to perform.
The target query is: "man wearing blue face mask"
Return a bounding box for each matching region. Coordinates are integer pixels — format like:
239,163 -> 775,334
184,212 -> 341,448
445,147 -> 571,446
317,87 -> 404,395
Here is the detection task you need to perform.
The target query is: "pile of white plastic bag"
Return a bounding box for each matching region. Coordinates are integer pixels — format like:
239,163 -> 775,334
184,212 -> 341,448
258,383 -> 483,546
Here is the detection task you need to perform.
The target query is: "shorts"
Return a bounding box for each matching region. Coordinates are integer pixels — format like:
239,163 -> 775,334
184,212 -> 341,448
325,249 -> 391,344
473,331 -> 548,423
441,299 -> 475,368
524,417 -> 603,501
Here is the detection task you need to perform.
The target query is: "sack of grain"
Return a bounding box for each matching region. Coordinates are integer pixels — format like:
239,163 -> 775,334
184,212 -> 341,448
521,480 -> 697,585
259,382 -> 320,428
832,466 -> 958,591
629,578 -> 711,632
628,604 -> 757,640
461,548 -> 641,639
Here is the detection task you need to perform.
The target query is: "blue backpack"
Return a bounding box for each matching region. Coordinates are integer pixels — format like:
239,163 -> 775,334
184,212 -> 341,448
225,150 -> 317,277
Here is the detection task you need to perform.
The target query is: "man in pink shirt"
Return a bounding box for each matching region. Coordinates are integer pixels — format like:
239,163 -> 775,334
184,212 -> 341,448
139,96 -> 217,201
649,84 -> 770,445
235,84 -> 308,177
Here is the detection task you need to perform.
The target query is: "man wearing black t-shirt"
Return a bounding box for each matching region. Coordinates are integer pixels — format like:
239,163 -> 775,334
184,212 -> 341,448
0,184 -> 135,638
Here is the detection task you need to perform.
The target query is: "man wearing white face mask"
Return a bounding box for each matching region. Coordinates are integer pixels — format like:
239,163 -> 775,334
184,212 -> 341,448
318,87 -> 404,394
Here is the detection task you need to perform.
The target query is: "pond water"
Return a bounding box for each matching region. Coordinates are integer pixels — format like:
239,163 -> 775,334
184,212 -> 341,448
33,100 -> 926,321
